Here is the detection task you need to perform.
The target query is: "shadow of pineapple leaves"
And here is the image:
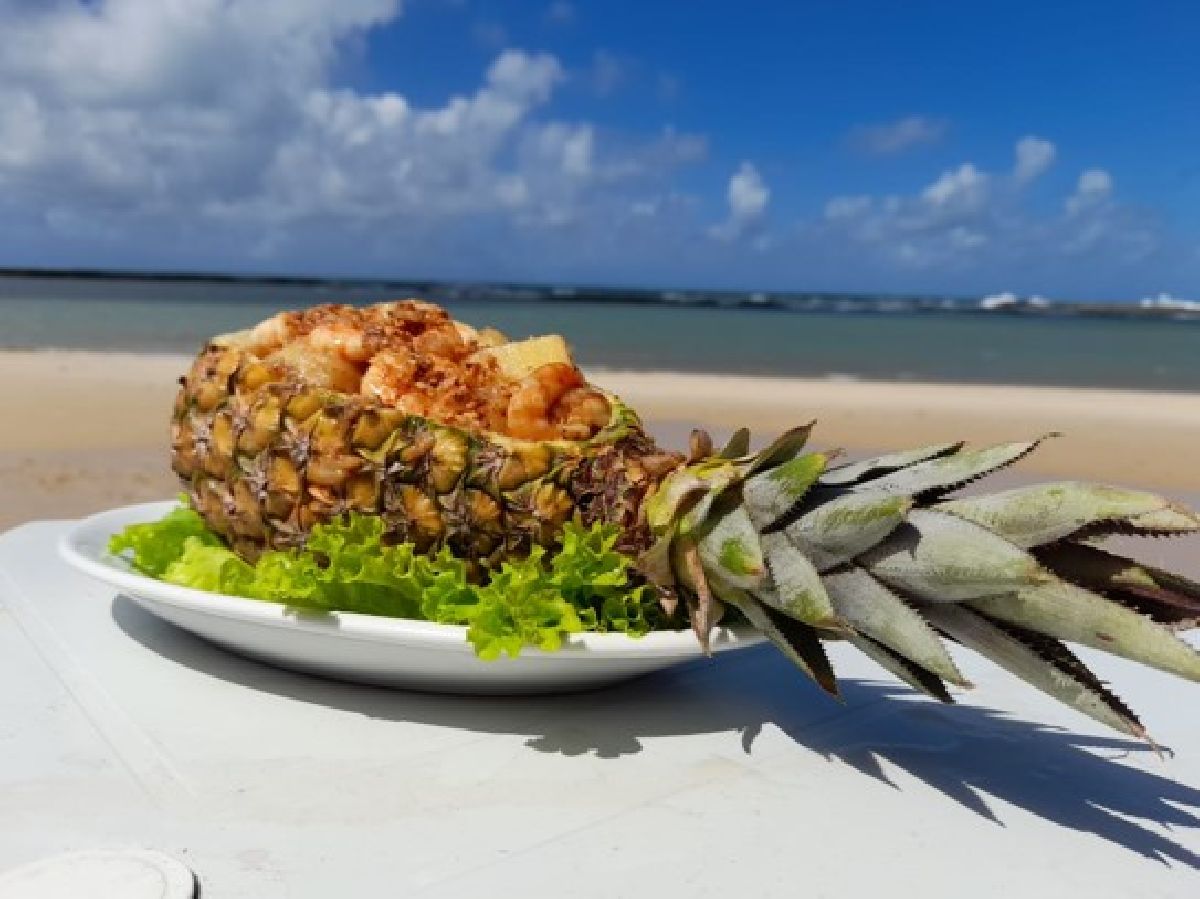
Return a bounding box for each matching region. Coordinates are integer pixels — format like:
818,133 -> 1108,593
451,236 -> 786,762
112,595 -> 1200,868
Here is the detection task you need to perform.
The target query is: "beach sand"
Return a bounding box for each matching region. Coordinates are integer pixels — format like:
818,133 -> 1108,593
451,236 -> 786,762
2,350 -> 1198,536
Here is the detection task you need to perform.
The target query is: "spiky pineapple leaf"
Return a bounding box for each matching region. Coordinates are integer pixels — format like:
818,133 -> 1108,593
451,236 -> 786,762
860,509 -> 1051,602
692,504 -> 767,592
1119,505 -> 1200,535
678,538 -> 722,652
823,565 -> 969,686
746,422 -> 816,474
676,463 -> 750,538
849,634 -> 955,703
743,452 -> 828,530
736,596 -> 840,697
1036,541 -> 1200,630
644,472 -> 708,536
921,604 -> 1148,739
689,428 -> 715,461
819,441 -> 964,486
718,427 -> 752,459
635,533 -> 676,589
940,482 -> 1199,548
759,531 -> 843,630
990,618 -> 1147,736
779,490 -> 913,571
851,438 -> 1049,499
968,578 -> 1200,682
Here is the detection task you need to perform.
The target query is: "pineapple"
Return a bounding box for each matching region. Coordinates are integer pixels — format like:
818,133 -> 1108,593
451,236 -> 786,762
173,300 -> 1200,740
474,334 -> 572,378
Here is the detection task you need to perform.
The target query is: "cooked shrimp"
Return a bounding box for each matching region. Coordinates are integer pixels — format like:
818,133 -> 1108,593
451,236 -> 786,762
375,299 -> 446,327
246,313 -> 298,355
361,349 -> 419,406
413,324 -> 470,360
392,393 -> 430,417
306,323 -> 371,362
555,387 -> 611,440
506,362 -> 585,440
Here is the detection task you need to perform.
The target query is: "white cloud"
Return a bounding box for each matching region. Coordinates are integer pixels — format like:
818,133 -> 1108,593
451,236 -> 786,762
529,123 -> 594,177
820,146 -> 1154,274
824,195 -> 872,221
1066,168 -> 1113,214
849,116 -> 946,155
0,1 -> 706,270
730,163 -> 770,220
1013,136 -> 1056,183
921,163 -> 989,211
709,162 -> 769,241
2,0 -> 401,105
1057,169 -> 1146,258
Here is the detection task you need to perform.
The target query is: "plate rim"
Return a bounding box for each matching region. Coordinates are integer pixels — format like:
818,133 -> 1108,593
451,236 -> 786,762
59,500 -> 764,659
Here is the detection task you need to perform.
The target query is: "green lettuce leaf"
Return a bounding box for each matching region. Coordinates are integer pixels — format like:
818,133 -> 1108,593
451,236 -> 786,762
108,504 -> 659,658
108,498 -> 223,577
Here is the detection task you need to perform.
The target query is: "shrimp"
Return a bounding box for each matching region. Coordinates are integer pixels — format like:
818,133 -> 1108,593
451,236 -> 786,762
246,312 -> 299,355
306,323 -> 372,362
506,362 -> 585,440
555,387 -> 611,440
413,324 -> 470,360
448,320 -> 507,349
361,349 -> 419,407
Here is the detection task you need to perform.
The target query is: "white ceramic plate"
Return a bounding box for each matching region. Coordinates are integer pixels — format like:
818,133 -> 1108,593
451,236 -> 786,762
59,501 -> 763,694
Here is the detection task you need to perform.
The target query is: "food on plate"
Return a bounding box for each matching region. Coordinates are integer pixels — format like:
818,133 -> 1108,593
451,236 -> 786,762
111,299 -> 1200,740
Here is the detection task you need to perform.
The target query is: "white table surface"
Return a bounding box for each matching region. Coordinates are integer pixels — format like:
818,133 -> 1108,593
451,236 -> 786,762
2,518 -> 1199,898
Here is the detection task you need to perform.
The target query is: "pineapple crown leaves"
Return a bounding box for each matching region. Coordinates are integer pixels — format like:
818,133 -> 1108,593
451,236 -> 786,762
636,424 -> 1200,740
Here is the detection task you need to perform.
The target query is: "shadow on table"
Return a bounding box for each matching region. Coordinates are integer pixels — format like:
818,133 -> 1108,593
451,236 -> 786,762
113,595 -> 1200,868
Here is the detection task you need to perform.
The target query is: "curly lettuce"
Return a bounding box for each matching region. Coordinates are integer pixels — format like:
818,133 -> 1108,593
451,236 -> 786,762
109,504 -> 660,659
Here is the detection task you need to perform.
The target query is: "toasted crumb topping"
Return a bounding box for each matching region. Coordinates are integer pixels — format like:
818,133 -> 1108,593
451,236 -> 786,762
228,300 -> 610,441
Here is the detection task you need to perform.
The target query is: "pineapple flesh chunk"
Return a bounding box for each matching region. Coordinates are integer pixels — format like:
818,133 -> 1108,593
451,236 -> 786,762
473,334 -> 573,380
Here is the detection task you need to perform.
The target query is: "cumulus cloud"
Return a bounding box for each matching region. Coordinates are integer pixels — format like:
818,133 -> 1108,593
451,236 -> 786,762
922,163 -> 989,212
709,162 -> 769,241
1013,136 -> 1056,183
849,116 -> 947,155
819,138 -> 1155,275
0,0 -> 706,271
1056,169 -> 1150,259
1066,168 -> 1113,214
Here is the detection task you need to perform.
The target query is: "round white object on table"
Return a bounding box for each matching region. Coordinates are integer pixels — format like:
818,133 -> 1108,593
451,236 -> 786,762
0,849 -> 196,899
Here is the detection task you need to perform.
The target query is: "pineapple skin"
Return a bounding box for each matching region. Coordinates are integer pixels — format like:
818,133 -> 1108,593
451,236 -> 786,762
172,341 -> 682,565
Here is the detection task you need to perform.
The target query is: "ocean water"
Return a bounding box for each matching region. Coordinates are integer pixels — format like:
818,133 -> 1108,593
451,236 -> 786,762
2,275 -> 1198,390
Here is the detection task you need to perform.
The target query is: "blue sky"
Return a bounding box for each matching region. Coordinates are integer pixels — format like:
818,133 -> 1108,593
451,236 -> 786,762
1,0 -> 1198,299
